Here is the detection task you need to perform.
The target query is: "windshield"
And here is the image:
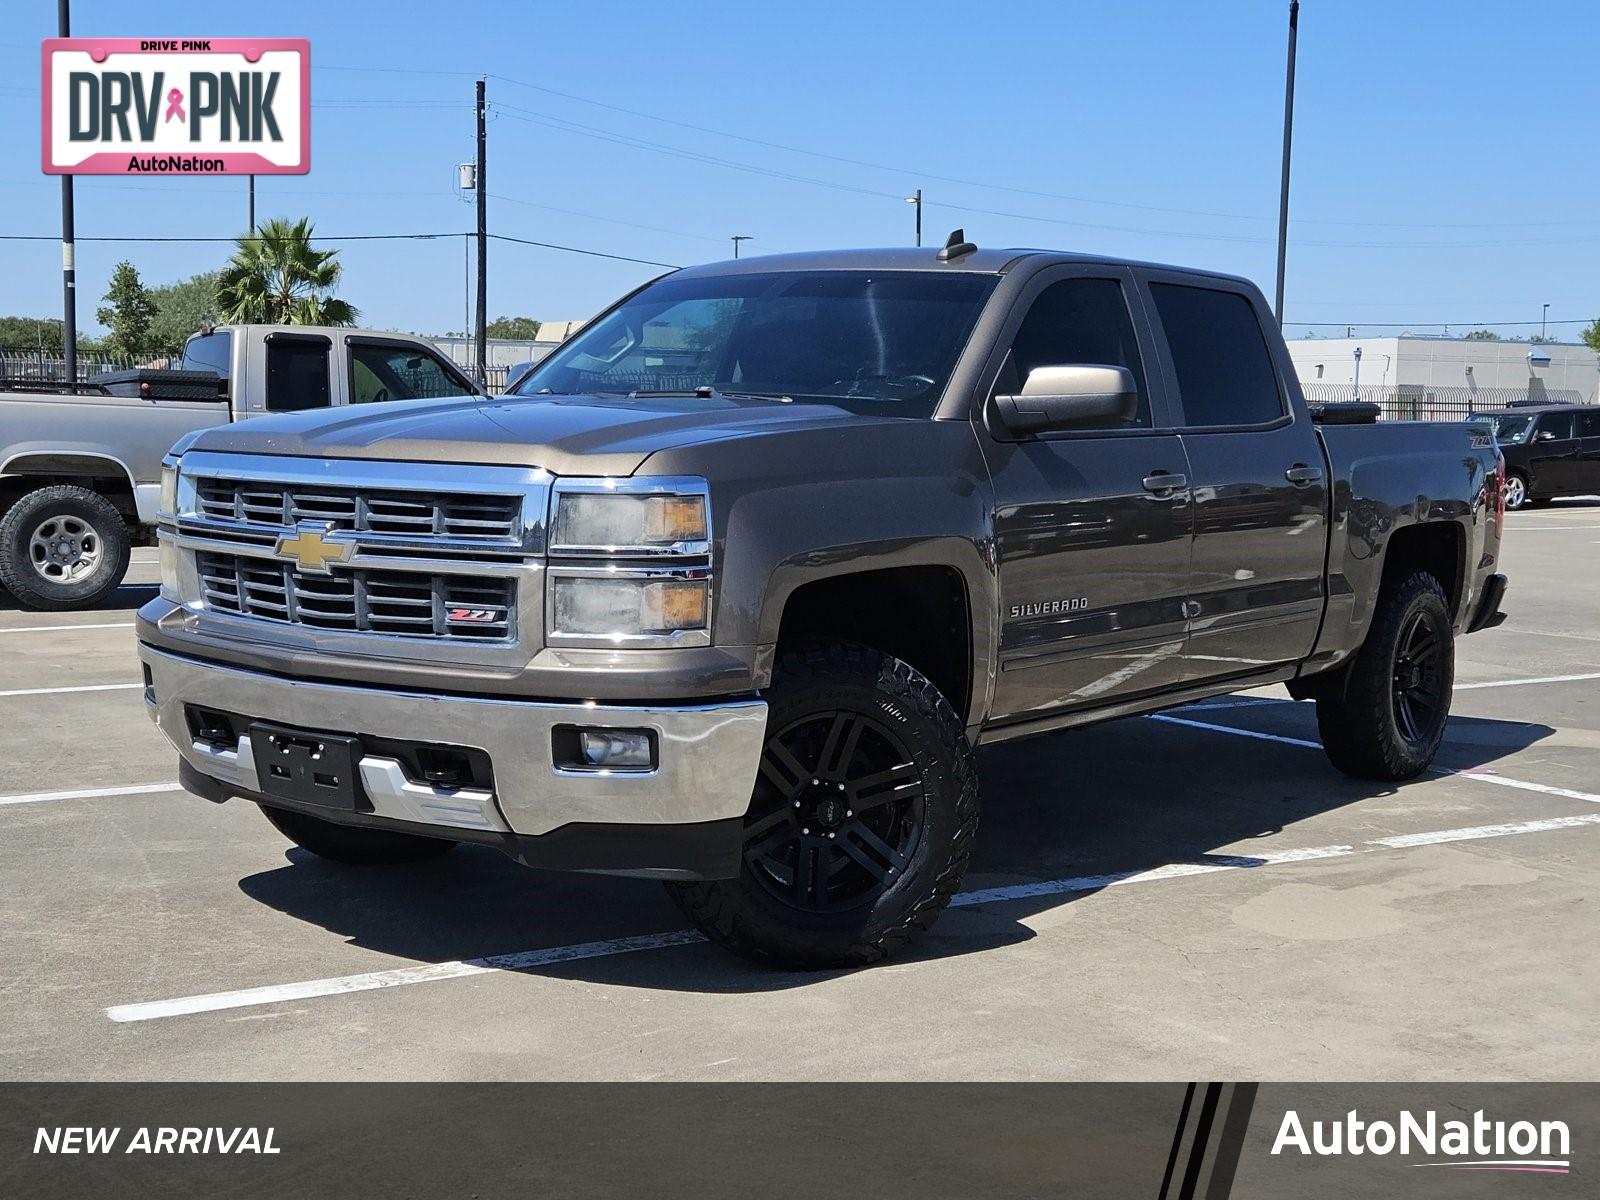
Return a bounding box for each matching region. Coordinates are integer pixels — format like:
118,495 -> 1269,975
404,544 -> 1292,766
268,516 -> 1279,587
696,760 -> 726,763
514,270 -> 999,418
1468,414 -> 1533,444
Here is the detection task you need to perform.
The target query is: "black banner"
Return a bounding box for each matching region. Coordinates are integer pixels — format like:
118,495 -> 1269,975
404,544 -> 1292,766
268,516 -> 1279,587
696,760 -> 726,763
3,1084 -> 1594,1198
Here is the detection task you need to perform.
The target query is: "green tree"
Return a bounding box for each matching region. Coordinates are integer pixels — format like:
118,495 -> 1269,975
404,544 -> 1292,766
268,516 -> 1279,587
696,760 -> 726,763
1582,319 -> 1600,354
95,261 -> 158,358
215,218 -> 358,326
486,316 -> 541,339
148,271 -> 221,354
1463,329 -> 1502,341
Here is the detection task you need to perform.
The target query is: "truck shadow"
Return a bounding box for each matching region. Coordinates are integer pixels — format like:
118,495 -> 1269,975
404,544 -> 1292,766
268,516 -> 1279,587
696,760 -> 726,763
0,582 -> 158,612
237,702 -> 1555,993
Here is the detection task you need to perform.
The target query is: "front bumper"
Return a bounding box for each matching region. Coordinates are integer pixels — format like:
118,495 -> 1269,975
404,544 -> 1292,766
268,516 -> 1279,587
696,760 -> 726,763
139,643 -> 768,878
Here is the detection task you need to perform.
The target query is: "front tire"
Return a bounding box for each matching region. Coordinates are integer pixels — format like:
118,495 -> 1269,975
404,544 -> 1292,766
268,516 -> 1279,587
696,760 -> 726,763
260,804 -> 458,866
0,485 -> 131,611
1315,571 -> 1454,780
1503,472 -> 1530,510
667,644 -> 979,969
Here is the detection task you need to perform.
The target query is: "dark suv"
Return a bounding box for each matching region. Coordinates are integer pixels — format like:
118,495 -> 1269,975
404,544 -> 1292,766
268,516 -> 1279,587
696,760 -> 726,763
1470,404 -> 1600,509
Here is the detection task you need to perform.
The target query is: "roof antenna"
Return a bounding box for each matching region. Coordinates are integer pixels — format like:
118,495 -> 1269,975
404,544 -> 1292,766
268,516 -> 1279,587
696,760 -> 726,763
937,228 -> 977,261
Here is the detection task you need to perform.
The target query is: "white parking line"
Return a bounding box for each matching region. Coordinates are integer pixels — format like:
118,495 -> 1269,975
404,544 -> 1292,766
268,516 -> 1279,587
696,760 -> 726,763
1455,672 -> 1600,690
0,622 -> 135,636
1153,713 -> 1600,805
105,810 -> 1600,1023
0,781 -> 182,807
0,682 -> 142,699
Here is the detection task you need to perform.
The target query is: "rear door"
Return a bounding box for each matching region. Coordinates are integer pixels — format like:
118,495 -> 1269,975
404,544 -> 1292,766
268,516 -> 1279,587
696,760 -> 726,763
978,266 -> 1195,721
1136,272 -> 1329,682
1577,409 -> 1600,497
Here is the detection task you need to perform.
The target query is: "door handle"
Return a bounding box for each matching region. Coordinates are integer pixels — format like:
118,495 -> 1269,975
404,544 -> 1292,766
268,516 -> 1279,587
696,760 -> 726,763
1285,464 -> 1324,486
1142,472 -> 1187,494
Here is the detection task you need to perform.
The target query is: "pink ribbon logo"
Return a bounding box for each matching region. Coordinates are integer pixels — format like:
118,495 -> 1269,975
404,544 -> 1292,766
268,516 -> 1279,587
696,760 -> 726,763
164,88 -> 185,123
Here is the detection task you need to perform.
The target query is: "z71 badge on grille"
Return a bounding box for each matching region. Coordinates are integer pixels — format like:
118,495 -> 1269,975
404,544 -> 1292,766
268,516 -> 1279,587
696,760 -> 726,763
447,607 -> 504,624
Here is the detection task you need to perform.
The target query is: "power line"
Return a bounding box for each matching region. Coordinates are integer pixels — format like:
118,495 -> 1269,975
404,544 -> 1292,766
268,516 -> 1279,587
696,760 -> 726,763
0,230 -> 682,267
1285,317 -> 1595,328
488,233 -> 678,269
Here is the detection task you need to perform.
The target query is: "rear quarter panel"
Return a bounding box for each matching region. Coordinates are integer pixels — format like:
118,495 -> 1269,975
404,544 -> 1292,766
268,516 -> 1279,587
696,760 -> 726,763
1312,421 -> 1500,668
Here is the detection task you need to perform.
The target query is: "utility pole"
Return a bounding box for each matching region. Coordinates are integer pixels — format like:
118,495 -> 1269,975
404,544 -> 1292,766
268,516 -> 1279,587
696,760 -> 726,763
474,78 -> 488,386
1273,0 -> 1299,327
58,0 -> 77,393
906,189 -> 922,247
1541,303 -> 1549,340
731,235 -> 752,258
248,176 -> 255,235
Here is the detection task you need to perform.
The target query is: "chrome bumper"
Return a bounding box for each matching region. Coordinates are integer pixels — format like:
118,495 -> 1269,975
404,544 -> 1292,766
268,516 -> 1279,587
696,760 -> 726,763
139,644 -> 768,837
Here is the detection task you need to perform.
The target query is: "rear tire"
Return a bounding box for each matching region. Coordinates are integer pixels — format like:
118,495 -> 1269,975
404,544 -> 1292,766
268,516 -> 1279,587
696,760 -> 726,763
1503,472 -> 1530,510
1315,571 -> 1454,781
260,804 -> 457,866
667,644 -> 979,969
0,485 -> 131,611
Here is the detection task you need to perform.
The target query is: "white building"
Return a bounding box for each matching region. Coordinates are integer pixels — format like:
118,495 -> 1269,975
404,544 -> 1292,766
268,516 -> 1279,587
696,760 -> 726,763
1287,336 -> 1599,417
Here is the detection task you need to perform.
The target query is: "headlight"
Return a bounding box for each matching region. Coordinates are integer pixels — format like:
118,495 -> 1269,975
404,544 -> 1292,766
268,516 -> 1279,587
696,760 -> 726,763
550,575 -> 710,641
551,487 -> 708,554
158,461 -> 180,522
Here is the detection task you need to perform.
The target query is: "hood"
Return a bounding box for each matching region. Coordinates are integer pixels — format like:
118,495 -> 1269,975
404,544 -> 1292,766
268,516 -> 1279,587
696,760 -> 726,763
189,392 -> 881,477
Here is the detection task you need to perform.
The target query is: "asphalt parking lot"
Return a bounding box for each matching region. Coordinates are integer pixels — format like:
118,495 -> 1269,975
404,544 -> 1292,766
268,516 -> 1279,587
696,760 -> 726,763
2,502 -> 1597,1082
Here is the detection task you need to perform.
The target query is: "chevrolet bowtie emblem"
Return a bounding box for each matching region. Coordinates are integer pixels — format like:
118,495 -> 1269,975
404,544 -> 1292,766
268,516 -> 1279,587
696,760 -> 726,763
274,523 -> 354,574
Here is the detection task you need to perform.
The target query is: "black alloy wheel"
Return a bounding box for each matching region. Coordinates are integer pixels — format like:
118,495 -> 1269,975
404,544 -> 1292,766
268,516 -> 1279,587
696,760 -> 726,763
744,709 -> 926,913
1391,609 -> 1447,747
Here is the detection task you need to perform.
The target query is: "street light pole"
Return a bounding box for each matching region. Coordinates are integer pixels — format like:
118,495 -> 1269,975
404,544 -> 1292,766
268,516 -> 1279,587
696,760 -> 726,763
474,78 -> 488,387
58,0 -> 77,393
731,235 -> 752,259
248,175 -> 255,235
1273,0 -> 1299,327
1542,303 -> 1549,340
905,189 -> 922,247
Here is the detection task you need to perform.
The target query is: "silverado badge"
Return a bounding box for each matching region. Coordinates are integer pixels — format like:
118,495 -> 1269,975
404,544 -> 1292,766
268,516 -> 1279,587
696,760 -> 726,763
274,523 -> 354,574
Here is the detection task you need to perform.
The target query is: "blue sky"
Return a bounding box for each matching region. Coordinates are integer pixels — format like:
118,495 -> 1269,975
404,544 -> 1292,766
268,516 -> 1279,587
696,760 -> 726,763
3,0 -> 1597,341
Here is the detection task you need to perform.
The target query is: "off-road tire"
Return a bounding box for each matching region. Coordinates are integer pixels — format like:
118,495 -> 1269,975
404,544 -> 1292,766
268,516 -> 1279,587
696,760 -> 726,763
261,804 -> 458,866
0,485 -> 131,611
1316,571 -> 1454,781
667,644 -> 980,969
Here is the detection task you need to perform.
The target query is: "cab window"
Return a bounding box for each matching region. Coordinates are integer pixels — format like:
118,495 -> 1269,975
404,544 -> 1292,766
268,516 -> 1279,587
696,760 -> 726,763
265,338 -> 332,412
995,277 -> 1151,430
350,344 -> 475,404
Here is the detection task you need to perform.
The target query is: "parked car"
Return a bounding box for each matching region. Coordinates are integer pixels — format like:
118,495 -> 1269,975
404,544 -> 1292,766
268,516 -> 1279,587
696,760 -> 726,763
138,240 -> 1508,968
1467,404 -> 1600,509
0,325 -> 481,610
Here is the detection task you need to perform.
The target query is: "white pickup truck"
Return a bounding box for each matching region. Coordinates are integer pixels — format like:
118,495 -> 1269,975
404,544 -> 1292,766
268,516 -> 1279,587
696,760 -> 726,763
0,325 -> 480,610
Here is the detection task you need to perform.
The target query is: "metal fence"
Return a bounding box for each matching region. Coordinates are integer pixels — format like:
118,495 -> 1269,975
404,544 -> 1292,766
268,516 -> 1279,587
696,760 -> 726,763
0,349 -> 157,386
1301,382 -> 1589,422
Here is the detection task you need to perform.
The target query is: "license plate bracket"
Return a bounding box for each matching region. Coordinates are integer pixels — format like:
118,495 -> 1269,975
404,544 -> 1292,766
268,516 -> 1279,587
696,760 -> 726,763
249,723 -> 362,810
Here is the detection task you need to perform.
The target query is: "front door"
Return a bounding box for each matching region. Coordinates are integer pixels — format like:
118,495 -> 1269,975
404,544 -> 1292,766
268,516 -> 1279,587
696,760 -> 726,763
1136,272 -> 1329,681
979,268 -> 1194,722
1528,410 -> 1582,496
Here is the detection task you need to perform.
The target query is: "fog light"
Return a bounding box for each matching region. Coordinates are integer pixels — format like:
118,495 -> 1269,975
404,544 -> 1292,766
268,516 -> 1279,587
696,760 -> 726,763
579,729 -> 655,769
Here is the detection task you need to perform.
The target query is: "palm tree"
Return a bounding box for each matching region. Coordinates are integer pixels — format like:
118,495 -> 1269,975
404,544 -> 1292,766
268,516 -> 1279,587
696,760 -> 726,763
215,217 -> 359,326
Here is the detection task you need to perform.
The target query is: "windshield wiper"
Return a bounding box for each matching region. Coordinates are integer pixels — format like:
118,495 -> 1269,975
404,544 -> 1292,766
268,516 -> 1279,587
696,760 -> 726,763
627,386 -> 793,403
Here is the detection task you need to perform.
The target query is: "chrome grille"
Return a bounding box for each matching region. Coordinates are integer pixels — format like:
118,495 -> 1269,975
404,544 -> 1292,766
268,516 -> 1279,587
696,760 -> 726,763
194,479 -> 521,541
196,551 -> 514,640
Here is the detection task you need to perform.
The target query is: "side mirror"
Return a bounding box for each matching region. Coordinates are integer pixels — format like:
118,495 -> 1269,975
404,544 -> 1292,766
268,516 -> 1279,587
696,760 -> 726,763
1535,430 -> 1556,442
992,365 -> 1139,436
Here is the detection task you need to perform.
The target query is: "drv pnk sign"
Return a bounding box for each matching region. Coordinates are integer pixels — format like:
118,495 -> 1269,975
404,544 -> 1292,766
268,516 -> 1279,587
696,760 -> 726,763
42,38 -> 309,175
